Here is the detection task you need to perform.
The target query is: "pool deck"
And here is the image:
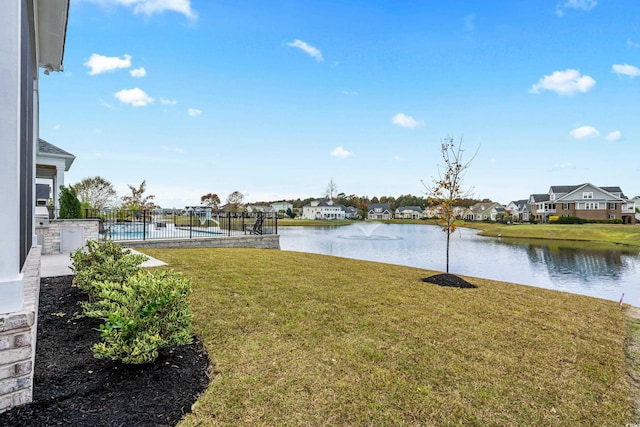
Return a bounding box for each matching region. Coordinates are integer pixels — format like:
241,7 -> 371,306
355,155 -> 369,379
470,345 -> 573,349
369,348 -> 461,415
41,249 -> 167,278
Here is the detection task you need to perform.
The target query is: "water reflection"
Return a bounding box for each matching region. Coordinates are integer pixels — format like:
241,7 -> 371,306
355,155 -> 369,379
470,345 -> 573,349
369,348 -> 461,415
279,223 -> 640,305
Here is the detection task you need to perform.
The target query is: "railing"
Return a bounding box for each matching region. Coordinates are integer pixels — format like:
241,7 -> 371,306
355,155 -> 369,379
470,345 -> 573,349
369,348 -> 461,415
79,209 -> 277,241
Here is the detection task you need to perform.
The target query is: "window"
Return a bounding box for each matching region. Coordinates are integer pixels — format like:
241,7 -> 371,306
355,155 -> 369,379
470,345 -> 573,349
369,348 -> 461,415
562,203 -> 569,210
609,214 -> 616,219
609,203 -> 616,209
584,202 -> 599,210
583,192 -> 593,199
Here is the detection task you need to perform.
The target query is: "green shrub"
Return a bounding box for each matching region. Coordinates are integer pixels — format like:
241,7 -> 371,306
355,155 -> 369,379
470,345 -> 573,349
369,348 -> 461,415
59,185 -> 83,219
70,240 -> 148,298
83,270 -> 193,364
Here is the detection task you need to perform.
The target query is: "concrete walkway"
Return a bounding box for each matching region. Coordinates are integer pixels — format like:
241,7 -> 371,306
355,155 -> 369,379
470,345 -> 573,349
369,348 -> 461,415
41,249 -> 167,278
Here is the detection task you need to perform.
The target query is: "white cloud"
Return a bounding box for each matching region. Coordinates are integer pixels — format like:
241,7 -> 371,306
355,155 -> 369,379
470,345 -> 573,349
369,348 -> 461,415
606,130 -> 622,141
287,39 -> 323,62
114,88 -> 154,107
84,53 -> 131,75
392,113 -> 422,129
160,97 -> 177,105
529,69 -> 595,95
569,125 -> 599,139
187,108 -> 202,117
612,64 -> 640,78
130,67 -> 147,77
342,90 -> 359,96
628,40 -> 640,48
556,0 -> 597,16
100,98 -> 116,110
88,0 -> 197,20
53,124 -> 61,130
330,146 -> 352,159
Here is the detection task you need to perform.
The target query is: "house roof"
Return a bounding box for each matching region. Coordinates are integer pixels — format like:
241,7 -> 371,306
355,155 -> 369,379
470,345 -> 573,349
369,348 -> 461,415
530,194 -> 550,202
368,203 -> 391,211
396,205 -> 422,213
554,183 -> 629,202
37,138 -> 75,171
549,185 -> 580,194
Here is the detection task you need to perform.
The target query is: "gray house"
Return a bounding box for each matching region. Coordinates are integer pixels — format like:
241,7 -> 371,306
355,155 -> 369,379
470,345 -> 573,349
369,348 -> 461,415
367,203 -> 392,220
395,206 -> 424,219
506,200 -> 530,222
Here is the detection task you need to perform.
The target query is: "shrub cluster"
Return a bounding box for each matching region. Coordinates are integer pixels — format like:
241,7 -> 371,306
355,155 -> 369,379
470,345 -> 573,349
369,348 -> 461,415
70,240 -> 148,299
70,241 -> 193,364
549,216 -> 623,225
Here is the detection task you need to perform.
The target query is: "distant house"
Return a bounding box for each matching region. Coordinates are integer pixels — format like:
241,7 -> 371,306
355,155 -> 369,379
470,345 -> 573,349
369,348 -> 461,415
246,205 -> 276,217
343,206 -> 359,219
302,199 -> 346,220
506,200 -> 530,222
395,206 -> 424,219
424,204 -> 466,219
529,183 -> 636,224
367,203 -> 392,220
271,201 -> 293,215
463,202 -> 505,221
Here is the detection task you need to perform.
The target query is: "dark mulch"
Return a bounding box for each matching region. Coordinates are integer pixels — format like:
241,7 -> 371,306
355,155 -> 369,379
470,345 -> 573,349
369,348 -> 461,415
422,273 -> 477,289
0,275 -> 211,427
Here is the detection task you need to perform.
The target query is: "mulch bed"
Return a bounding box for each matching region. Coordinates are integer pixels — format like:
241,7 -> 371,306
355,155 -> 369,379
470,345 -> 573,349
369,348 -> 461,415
0,275 -> 211,427
422,273 -> 477,288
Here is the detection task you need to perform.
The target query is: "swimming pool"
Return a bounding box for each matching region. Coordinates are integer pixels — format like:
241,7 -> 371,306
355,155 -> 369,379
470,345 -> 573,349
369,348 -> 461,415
102,223 -> 225,241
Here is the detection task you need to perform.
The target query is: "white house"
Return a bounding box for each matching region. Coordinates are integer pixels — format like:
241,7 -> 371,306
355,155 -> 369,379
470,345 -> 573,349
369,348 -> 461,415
0,0 -> 69,412
395,206 -> 424,219
302,199 -> 346,220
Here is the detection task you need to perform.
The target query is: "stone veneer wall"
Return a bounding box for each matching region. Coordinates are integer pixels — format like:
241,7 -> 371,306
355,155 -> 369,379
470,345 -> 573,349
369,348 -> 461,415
122,234 -> 280,250
36,219 -> 100,255
0,246 -> 41,413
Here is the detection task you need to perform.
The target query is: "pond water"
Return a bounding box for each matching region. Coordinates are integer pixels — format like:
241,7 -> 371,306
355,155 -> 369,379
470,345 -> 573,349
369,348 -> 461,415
278,223 -> 640,306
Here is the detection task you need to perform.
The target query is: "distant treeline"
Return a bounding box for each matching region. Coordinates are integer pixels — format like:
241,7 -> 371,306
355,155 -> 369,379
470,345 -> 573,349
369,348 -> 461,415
256,194 -> 490,212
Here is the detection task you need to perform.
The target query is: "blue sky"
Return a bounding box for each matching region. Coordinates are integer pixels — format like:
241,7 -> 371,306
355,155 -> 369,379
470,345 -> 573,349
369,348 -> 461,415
40,0 -> 640,208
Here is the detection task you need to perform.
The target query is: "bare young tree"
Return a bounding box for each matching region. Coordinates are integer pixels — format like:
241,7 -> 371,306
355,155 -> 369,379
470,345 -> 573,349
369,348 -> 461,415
325,177 -> 338,201
121,180 -> 157,211
422,136 -> 478,273
225,190 -> 245,213
73,176 -> 117,210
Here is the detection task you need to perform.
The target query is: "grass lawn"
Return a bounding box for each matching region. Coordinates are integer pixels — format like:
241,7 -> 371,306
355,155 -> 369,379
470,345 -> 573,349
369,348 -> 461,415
467,223 -> 640,248
138,248 -> 634,426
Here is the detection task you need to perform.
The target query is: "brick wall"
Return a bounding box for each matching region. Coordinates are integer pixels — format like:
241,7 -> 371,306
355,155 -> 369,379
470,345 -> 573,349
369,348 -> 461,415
36,219 -> 100,255
0,246 -> 41,413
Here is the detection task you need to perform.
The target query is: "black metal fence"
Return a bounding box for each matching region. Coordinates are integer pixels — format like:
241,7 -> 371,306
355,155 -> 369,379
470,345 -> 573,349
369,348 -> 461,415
78,209 -> 278,241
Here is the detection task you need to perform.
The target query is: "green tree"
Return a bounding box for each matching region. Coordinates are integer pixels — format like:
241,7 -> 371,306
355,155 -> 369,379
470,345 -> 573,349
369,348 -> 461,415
58,185 -> 83,219
73,176 -> 117,210
121,180 -> 157,211
200,193 -> 221,212
423,136 -> 478,273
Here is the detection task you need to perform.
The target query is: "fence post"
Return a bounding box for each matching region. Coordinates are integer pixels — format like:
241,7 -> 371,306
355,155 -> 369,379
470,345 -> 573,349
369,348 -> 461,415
143,210 -> 147,240
189,210 -> 193,239
275,213 -> 278,235
228,212 -> 231,236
